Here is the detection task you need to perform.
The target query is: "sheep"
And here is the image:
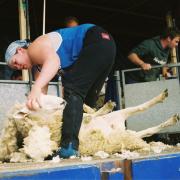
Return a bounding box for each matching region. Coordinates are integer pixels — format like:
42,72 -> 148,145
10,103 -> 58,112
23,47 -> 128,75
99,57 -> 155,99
0,89 -> 179,162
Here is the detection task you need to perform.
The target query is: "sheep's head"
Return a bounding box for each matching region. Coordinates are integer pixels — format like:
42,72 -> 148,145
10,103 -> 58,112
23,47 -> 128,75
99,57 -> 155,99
39,94 -> 66,110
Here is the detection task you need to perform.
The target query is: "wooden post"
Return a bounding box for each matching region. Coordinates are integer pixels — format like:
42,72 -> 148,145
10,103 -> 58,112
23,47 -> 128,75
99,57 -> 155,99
166,13 -> 177,75
18,0 -> 29,81
124,159 -> 132,180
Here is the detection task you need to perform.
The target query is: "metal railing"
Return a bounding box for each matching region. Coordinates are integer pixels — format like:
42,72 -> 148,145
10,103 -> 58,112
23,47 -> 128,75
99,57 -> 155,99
121,63 -> 180,89
0,61 -> 62,96
120,63 -> 180,109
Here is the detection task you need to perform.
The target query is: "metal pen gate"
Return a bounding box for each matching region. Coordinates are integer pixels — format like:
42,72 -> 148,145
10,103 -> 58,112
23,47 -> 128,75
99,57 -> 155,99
121,63 -> 180,133
0,62 -> 62,134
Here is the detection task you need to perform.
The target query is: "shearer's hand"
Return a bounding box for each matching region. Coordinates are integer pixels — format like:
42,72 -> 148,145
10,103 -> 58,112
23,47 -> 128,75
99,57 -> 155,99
26,85 -> 42,110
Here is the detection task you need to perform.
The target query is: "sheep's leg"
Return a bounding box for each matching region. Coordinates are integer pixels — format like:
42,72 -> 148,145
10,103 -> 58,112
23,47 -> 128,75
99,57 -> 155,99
84,101 -> 116,117
92,101 -> 116,117
136,114 -> 179,138
82,101 -> 116,124
121,89 -> 168,119
83,104 -> 96,114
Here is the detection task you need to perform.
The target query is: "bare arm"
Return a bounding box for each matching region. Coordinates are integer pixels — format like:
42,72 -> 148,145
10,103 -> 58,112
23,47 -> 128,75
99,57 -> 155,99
33,56 -> 59,90
27,35 -> 60,109
128,53 -> 151,70
33,69 -> 48,94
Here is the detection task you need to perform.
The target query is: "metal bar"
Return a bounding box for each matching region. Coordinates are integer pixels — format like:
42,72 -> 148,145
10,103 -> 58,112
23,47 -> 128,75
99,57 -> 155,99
166,13 -> 177,76
42,0 -> 46,35
0,62 -> 7,65
114,70 -> 121,110
121,69 -> 126,109
56,79 -> 61,97
0,80 -> 59,86
0,80 -> 29,84
122,63 -> 180,73
28,70 -> 33,90
176,46 -> 179,63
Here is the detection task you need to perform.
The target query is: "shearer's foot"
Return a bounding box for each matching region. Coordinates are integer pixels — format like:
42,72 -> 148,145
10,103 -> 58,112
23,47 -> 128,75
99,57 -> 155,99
56,143 -> 79,159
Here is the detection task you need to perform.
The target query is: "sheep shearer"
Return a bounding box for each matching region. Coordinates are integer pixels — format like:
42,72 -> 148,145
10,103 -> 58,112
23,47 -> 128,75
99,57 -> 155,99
4,24 -> 116,158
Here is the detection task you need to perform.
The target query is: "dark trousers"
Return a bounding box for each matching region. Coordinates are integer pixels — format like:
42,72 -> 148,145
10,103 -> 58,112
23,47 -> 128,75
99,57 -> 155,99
60,26 -> 116,149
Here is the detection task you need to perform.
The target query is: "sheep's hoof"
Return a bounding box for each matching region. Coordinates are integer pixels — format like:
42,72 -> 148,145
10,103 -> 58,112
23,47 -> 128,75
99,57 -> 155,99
106,101 -> 116,109
174,114 -> 180,123
167,114 -> 179,126
160,114 -> 179,128
163,89 -> 168,97
160,89 -> 168,102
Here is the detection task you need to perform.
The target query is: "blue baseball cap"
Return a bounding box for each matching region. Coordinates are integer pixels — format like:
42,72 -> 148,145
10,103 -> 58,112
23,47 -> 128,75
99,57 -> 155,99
5,40 -> 30,64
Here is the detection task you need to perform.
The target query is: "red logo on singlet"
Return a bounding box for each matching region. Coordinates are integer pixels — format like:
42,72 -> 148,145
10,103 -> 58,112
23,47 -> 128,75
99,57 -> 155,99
101,33 -> 110,40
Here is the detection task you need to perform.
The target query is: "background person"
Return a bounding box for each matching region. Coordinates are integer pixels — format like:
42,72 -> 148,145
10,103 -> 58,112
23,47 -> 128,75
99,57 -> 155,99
125,27 -> 180,83
10,70 -> 22,80
64,16 -> 79,28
